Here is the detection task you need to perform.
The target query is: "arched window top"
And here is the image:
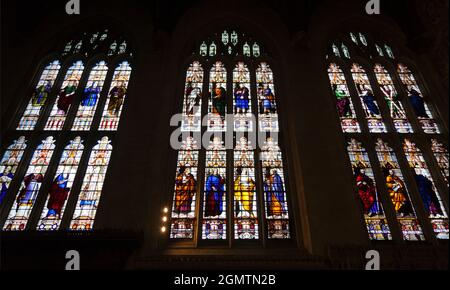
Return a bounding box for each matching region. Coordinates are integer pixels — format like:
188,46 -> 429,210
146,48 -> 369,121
196,29 -> 264,58
329,31 -> 395,60
61,28 -> 132,57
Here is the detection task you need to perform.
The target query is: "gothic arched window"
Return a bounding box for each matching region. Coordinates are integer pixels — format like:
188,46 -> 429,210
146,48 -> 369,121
169,30 -> 292,243
0,27 -> 133,232
328,31 -> 449,241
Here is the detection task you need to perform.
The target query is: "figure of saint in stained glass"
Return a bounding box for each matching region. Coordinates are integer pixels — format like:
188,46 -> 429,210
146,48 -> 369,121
234,82 -> 250,114
408,89 -> 429,119
174,166 -> 196,215
264,168 -> 286,216
211,83 -> 226,117
354,165 -> 379,216
81,81 -> 101,107
234,167 -> 256,218
333,84 -> 351,117
185,81 -> 201,116
32,81 -> 52,107
46,173 -> 70,217
383,165 -> 412,216
204,169 -> 225,217
0,167 -> 13,205
57,77 -> 78,114
412,170 -> 443,217
107,80 -> 127,116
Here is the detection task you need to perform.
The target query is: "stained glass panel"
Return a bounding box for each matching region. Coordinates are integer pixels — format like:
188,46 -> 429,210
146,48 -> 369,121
72,61 -> 108,131
431,139 -> 449,187
0,137 -> 27,206
182,62 -> 203,132
328,63 -> 361,133
375,139 -> 425,241
234,137 -> 258,239
347,139 -> 392,240
261,138 -> 290,239
70,137 -> 112,231
45,61 -> 84,131
374,64 -> 413,133
208,62 -> 227,132
17,61 -> 61,131
351,63 -> 387,133
233,62 -> 253,132
397,64 -> 440,134
37,137 -> 84,231
202,137 -> 227,240
99,61 -> 132,131
3,137 -> 56,231
403,139 -> 448,239
256,63 -> 279,132
170,137 -> 199,239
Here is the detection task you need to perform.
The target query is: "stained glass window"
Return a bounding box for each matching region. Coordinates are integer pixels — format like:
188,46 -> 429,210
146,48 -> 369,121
261,137 -> 290,239
36,137 -> 84,231
327,63 -> 361,133
347,139 -> 392,240
234,137 -> 258,239
17,61 -> 61,131
351,63 -> 387,133
70,137 -> 112,231
384,45 -> 394,59
182,62 -> 203,132
431,139 -> 449,187
402,139 -> 448,239
208,62 -> 227,132
0,137 -> 27,205
202,137 -> 227,240
359,33 -> 368,46
233,62 -> 253,132
3,136 -> 56,231
375,44 -> 384,57
397,64 -> 440,134
350,32 -> 358,45
332,44 -> 340,57
256,63 -> 279,132
375,138 -> 425,241
374,64 -> 413,133
72,61 -> 108,131
99,61 -> 132,131
341,44 -> 350,59
45,61 -> 84,131
170,137 -> 199,239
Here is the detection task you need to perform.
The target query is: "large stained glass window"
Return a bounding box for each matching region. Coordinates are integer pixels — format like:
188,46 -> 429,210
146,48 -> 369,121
17,61 -> 61,131
233,62 -> 253,132
327,63 -> 361,133
3,136 -> 56,231
350,63 -> 387,133
202,137 -> 227,240
234,137 -> 258,239
72,61 -> 109,131
208,62 -> 227,132
397,64 -> 440,134
70,137 -> 112,230
37,137 -> 84,231
0,137 -> 27,205
373,64 -> 413,133
45,61 -> 84,131
99,61 -> 132,131
375,138 -> 424,241
181,62 -> 203,132
256,63 -> 279,132
402,139 -> 448,239
170,137 -> 199,239
431,139 -> 449,187
346,138 -> 391,240
261,137 -> 290,239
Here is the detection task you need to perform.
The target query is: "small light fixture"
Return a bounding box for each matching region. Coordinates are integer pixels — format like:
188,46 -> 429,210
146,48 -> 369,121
163,207 -> 169,214
161,226 -> 166,233
162,216 -> 168,222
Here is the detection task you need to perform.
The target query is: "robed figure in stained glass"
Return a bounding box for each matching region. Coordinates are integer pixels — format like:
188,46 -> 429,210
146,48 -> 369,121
354,166 -> 379,216
384,167 -> 412,216
107,80 -> 127,116
413,171 -> 444,216
234,82 -> 250,114
57,79 -> 78,114
174,166 -> 196,215
259,83 -> 276,114
362,90 -> 380,117
185,81 -> 201,116
32,81 -> 52,107
46,173 -> 70,217
16,172 -> 44,210
234,168 -> 256,218
264,168 -> 286,216
211,83 -> 226,117
333,84 -> 351,117
204,169 -> 225,217
0,167 -> 13,205
81,81 -> 100,107
408,89 -> 429,118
